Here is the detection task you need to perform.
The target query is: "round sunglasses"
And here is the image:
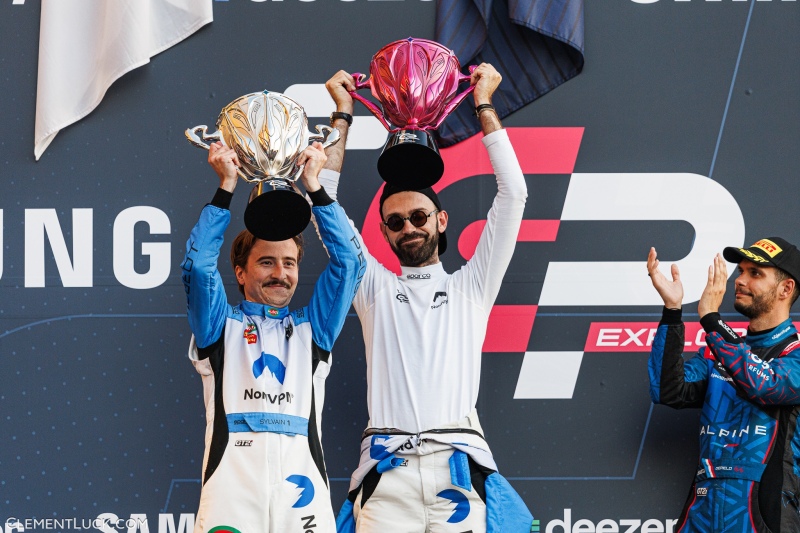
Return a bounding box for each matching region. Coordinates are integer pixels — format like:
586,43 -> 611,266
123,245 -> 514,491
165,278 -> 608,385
383,209 -> 438,232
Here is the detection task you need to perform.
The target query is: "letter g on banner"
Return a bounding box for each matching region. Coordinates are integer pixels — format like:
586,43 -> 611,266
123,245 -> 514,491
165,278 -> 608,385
538,172 -> 744,306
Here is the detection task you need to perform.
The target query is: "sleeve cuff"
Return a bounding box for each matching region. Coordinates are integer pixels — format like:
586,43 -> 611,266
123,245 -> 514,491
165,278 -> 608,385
308,187 -> 334,206
481,128 -> 509,148
660,307 -> 683,326
210,188 -> 233,209
700,312 -> 741,343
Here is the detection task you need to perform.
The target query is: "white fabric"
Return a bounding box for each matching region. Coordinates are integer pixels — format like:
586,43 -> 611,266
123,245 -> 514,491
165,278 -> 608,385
319,129 -> 527,433
35,0 -> 213,159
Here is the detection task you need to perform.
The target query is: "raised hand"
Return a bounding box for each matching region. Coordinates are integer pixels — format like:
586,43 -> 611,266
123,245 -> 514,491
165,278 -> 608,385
297,142 -> 327,193
647,247 -> 683,309
697,254 -> 728,318
208,142 -> 240,193
471,63 -> 502,106
325,70 -> 356,115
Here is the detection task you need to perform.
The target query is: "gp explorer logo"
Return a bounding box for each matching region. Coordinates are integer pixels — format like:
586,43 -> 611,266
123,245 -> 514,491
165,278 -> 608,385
356,128 -> 745,401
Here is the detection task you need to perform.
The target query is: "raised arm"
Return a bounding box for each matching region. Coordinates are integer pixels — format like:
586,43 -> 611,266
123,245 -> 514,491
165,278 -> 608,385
181,143 -> 240,349
296,141 -> 364,351
646,248 -> 709,406
324,70 -> 356,174
457,64 -> 527,312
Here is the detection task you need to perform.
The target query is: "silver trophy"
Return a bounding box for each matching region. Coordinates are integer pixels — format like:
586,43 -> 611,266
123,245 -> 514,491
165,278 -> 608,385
186,91 -> 340,241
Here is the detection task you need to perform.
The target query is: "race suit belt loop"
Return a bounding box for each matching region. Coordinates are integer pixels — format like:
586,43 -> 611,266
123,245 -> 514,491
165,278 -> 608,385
696,459 -> 767,482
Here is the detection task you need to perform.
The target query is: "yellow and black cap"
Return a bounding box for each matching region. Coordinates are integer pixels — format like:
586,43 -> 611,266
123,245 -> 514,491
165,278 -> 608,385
723,237 -> 800,282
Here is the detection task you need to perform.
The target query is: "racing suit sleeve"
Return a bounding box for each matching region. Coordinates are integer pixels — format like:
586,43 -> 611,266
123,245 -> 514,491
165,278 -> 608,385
701,313 -> 800,406
305,187 -> 365,352
181,188 -> 232,350
453,129 -> 527,313
648,307 -> 708,408
315,169 -> 393,317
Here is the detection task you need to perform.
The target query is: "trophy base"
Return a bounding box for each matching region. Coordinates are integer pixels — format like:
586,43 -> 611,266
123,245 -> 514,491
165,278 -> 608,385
244,185 -> 311,242
378,129 -> 444,189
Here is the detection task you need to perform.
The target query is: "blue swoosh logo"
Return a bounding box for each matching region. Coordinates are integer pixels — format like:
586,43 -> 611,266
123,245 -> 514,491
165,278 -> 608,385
369,435 -> 392,460
253,352 -> 286,384
437,489 -> 470,523
286,474 -> 315,508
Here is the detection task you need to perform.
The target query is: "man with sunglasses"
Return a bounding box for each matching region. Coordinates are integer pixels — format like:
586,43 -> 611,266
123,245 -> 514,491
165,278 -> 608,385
321,64 -> 533,533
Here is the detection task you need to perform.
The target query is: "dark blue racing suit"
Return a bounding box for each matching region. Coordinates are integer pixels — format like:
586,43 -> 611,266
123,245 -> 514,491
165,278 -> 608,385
649,308 -> 800,532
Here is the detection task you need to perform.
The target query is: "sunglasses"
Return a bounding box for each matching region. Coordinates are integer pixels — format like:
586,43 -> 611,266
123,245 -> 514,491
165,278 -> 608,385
383,209 -> 438,232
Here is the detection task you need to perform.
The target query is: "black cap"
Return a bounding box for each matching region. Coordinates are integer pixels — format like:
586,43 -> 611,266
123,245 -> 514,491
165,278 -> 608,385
379,184 -> 447,255
723,237 -> 800,282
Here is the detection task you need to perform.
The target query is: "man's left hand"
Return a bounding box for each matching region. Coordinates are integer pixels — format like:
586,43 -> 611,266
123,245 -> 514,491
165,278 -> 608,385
471,63 -> 502,106
698,253 -> 728,318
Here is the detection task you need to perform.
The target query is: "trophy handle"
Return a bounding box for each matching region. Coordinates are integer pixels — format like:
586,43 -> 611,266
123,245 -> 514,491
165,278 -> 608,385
431,65 -> 478,130
349,72 -> 394,131
185,125 -> 224,150
308,124 -> 341,149
185,125 -> 253,182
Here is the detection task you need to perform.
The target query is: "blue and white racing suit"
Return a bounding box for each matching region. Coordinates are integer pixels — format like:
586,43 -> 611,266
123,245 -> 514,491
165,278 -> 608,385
649,308 -> 800,532
181,187 -> 363,533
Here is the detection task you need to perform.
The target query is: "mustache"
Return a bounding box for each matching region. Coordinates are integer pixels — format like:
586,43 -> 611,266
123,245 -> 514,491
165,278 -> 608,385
398,232 -> 428,246
263,280 -> 291,289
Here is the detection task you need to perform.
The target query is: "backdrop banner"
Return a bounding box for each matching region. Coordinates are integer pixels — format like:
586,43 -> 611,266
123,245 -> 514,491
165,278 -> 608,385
1,1 -> 798,532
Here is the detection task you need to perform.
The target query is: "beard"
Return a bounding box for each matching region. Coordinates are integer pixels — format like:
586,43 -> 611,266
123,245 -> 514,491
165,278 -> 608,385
390,230 -> 439,267
733,285 -> 777,319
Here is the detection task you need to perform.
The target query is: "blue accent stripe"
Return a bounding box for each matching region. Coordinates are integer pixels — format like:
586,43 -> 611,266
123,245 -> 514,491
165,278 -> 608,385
227,412 -> 308,436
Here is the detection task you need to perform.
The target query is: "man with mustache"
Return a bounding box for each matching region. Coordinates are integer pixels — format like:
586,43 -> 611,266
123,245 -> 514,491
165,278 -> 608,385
647,238 -> 800,532
322,63 -> 533,533
181,141 -> 363,533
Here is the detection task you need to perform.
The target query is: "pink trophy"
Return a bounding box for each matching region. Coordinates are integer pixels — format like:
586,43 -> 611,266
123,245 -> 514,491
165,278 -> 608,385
350,37 -> 476,188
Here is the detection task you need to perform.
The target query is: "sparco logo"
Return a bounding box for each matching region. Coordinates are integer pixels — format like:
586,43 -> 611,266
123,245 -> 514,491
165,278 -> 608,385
717,320 -> 738,339
244,389 -> 294,404
407,273 -> 431,280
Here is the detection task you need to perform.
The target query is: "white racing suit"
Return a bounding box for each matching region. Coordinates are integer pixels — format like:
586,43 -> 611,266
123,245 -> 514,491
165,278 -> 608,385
321,129 -> 534,533
181,188 -> 363,533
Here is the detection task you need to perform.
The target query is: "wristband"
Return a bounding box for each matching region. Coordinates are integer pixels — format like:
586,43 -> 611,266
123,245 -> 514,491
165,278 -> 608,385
330,111 -> 353,126
474,104 -> 495,116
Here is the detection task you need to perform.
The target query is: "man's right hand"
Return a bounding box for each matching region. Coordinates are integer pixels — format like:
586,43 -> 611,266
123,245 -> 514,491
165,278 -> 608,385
647,247 -> 683,309
325,70 -> 356,115
208,142 -> 240,193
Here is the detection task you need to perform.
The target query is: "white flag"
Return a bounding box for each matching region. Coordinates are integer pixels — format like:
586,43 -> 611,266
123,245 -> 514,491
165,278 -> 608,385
34,0 -> 213,160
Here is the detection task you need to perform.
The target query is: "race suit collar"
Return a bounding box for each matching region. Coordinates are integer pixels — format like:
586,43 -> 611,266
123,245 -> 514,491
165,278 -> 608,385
239,299 -> 289,320
400,262 -> 446,282
746,318 -> 797,347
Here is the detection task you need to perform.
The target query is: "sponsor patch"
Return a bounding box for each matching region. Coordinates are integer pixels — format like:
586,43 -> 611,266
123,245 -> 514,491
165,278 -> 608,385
739,248 -> 769,263
244,321 -> 258,344
752,239 -> 782,257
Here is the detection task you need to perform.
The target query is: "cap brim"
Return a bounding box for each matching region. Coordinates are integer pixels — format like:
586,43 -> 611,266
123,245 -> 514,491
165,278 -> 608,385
722,247 -> 747,264
723,246 -> 776,267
